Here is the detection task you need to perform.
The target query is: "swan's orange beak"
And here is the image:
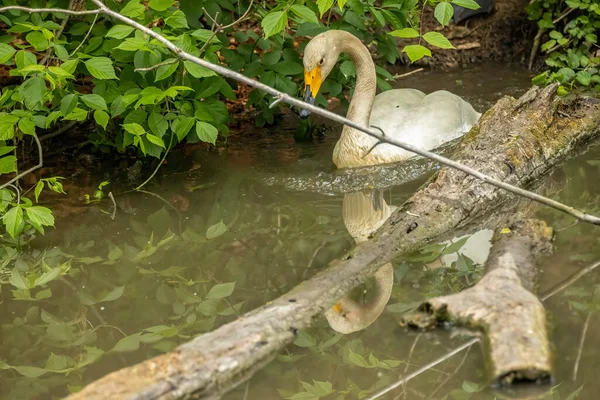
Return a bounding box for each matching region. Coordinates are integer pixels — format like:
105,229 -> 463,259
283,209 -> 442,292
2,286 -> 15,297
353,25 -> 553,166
332,302 -> 343,313
300,66 -> 322,118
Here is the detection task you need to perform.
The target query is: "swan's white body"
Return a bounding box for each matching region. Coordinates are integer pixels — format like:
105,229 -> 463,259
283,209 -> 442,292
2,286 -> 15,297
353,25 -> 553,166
301,30 -> 481,169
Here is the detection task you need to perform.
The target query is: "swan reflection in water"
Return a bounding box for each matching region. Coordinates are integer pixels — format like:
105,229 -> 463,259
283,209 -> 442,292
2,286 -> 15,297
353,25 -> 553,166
325,190 -> 493,334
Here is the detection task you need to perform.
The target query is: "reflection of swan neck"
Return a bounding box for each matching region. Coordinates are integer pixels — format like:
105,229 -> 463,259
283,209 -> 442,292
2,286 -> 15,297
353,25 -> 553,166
326,191 -> 395,334
326,263 -> 393,334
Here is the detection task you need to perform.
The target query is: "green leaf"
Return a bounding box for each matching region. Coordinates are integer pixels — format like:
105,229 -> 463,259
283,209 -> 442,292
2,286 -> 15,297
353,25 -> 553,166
422,32 -> 454,49
402,44 -> 432,62
261,11 -> 288,38
100,286 -> 125,302
434,2 -> 454,26
165,10 -> 189,29
60,94 -> 78,117
115,37 -> 150,52
451,0 -> 481,10
146,133 -> 166,148
206,282 -> 235,299
110,333 -> 141,352
81,94 -> 108,111
173,116 -> 195,141
148,113 -> 168,137
441,236 -> 470,255
45,353 -> 68,371
206,220 -> 227,239
19,76 -> 46,110
10,267 -> 29,290
48,66 -> 73,78
290,5 -> 320,24
106,25 -> 136,39
0,146 -> 15,157
184,61 -> 216,78
60,59 -> 79,75
389,28 -> 420,38
34,267 -> 60,287
63,108 -> 88,121
18,118 -> 36,135
0,156 -> 17,174
155,59 -> 179,81
13,366 -> 47,378
121,0 -> 145,18
149,0 -> 174,11
3,206 -> 23,238
316,0 -> 335,17
348,350 -> 371,368
26,31 -> 50,51
123,123 -> 146,135
0,43 -> 16,64
270,61 -> 304,75
195,121 -> 218,145
15,50 -> 37,69
34,181 -> 44,202
0,114 -> 18,140
191,29 -> 220,43
85,57 -> 118,80
94,110 -> 110,129
576,71 -> 592,86
54,44 -> 69,61
25,206 -> 55,227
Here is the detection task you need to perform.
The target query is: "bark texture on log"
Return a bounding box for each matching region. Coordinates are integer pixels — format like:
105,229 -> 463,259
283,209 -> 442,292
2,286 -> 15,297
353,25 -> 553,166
404,218 -> 554,385
69,87 -> 600,400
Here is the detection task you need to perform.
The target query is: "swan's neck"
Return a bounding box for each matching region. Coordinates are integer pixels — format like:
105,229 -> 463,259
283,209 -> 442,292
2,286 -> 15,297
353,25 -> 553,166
336,34 -> 377,126
330,32 -> 378,168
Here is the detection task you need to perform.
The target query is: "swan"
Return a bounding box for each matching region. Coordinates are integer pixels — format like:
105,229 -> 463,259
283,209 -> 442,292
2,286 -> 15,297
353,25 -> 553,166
325,190 -> 395,334
300,30 -> 481,169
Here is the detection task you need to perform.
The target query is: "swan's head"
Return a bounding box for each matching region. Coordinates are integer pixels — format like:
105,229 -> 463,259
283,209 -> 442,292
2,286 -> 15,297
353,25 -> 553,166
325,300 -> 367,334
300,32 -> 339,118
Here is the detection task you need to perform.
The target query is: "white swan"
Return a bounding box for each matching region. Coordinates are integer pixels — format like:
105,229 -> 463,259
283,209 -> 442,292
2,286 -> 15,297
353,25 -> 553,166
300,30 -> 481,169
325,191 -> 395,334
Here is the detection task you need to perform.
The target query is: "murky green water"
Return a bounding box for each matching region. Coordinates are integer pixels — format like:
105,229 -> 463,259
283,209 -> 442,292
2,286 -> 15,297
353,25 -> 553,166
2,64 -> 600,400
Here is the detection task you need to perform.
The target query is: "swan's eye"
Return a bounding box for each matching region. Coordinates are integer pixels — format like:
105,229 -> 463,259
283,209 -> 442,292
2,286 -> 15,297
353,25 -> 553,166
319,58 -> 324,65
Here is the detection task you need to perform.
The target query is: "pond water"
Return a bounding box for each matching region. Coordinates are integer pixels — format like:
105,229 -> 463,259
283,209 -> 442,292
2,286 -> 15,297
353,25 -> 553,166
1,64 -> 599,400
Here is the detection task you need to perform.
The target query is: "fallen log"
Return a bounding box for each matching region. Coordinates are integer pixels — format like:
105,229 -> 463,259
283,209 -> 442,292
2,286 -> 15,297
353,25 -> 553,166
69,86 -> 600,400
403,218 -> 554,385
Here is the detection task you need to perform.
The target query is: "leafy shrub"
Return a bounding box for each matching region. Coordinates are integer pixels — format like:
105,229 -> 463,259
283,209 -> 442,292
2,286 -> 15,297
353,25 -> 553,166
527,0 -> 600,93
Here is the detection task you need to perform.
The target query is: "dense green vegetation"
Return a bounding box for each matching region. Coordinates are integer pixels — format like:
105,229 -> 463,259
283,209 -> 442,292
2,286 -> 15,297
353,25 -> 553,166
0,0 -> 480,241
528,0 -> 600,93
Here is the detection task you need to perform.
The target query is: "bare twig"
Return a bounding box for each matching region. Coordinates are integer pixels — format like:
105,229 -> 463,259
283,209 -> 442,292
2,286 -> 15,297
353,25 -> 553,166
0,5 -> 100,15
198,0 -> 254,55
364,338 -> 480,400
529,29 -> 545,70
0,134 -> 43,190
400,334 -> 422,399
39,121 -> 78,142
108,191 -> 117,220
572,312 -> 591,381
393,68 -> 424,79
426,345 -> 472,399
3,2 -> 600,227
70,12 -> 100,56
134,58 -> 179,73
40,0 -> 77,65
540,260 -> 600,301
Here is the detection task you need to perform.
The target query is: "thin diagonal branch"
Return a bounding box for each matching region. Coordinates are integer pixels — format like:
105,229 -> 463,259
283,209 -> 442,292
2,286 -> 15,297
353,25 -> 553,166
0,6 -> 100,15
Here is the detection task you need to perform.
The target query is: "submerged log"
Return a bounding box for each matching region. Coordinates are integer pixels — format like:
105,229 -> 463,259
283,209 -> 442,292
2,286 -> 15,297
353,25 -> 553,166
404,217 -> 554,385
69,86 -> 600,400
